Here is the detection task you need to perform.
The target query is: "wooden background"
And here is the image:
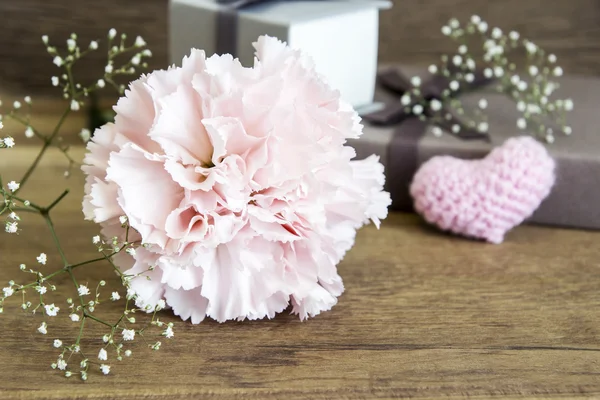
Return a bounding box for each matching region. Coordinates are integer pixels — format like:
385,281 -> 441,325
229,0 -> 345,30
1,0 -> 600,96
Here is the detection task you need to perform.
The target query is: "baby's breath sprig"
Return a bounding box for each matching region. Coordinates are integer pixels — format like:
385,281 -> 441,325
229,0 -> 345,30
0,30 -> 167,381
411,15 -> 573,143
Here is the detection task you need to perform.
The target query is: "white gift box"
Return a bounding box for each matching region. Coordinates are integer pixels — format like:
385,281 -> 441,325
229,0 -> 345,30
169,0 -> 392,108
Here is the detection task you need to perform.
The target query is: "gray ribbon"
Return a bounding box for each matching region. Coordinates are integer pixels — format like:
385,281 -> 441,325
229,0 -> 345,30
215,0 -> 328,57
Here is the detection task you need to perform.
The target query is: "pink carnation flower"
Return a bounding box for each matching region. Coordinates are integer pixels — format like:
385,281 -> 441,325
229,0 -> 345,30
82,36 -> 390,323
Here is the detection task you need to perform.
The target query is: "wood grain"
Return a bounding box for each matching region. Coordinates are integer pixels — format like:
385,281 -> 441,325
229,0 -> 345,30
1,145 -> 599,399
2,0 -> 600,97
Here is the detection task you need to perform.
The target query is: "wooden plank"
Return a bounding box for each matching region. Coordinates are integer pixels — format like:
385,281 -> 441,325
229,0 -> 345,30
1,0 -> 600,97
0,146 -> 599,398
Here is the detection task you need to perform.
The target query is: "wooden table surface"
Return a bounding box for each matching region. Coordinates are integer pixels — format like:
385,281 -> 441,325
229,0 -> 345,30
1,146 -> 599,399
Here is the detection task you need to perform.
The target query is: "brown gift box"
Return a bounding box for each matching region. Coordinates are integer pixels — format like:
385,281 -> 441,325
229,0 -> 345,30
349,66 -> 600,230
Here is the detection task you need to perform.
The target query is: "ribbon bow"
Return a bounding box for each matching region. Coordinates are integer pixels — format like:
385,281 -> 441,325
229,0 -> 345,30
362,66 -> 494,141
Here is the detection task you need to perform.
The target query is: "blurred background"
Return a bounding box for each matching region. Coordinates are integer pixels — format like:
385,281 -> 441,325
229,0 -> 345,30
0,0 -> 599,98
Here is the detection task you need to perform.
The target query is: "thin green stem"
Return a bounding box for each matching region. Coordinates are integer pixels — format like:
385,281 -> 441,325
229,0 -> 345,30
42,213 -> 68,266
13,106 -> 71,194
46,189 -> 69,212
84,313 -> 113,328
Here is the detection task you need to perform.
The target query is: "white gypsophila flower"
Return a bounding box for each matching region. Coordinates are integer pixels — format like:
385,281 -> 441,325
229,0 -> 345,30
110,291 -> 120,301
8,212 -> 18,220
564,98 -> 574,111
5,222 -> 18,234
156,299 -> 166,311
465,73 -> 474,83
97,79 -> 105,88
57,359 -> 67,371
131,54 -> 141,66
431,126 -> 443,137
517,101 -> 526,112
37,253 -> 47,265
44,303 -> 60,317
126,247 -> 136,256
452,55 -> 462,66
553,66 -> 563,77
493,66 -> 504,78
7,181 -> 19,192
122,329 -> 135,341
483,68 -> 493,79
564,126 -> 572,135
105,63 -> 114,74
163,326 -> 174,339
478,122 -> 489,133
142,49 -> 152,57
36,286 -> 47,294
449,80 -> 459,91
70,100 -> 80,111
53,56 -> 63,67
428,64 -> 438,74
102,334 -> 110,343
458,45 -> 467,54
98,348 -> 108,361
517,118 -> 527,129
24,96 -> 31,104
135,36 -> 146,47
92,235 -> 101,244
517,81 -> 528,91
509,31 -> 520,41
42,35 -> 49,44
540,96 -> 548,105
401,94 -> 411,106
3,137 -> 15,148
410,76 -> 421,87
126,288 -> 136,300
67,38 -> 76,52
119,215 -> 128,225
2,287 -> 14,297
491,27 -> 502,39
525,41 -> 537,54
510,75 -> 520,85
449,18 -> 459,29
13,101 -> 21,109
70,313 -> 80,322
78,285 -> 90,296
548,54 -> 557,63
441,25 -> 452,36
25,126 -> 35,138
412,104 -> 424,115
51,76 -> 59,86
478,99 -> 488,109
451,124 -> 460,133
53,339 -> 62,348
466,58 -> 475,70
79,128 -> 91,143
470,15 -> 481,24
478,21 -> 488,33
108,28 -> 117,39
72,344 -> 80,353
89,40 -> 99,50
100,364 -> 111,375
124,350 -> 132,357
546,133 -> 555,143
429,99 -> 442,112
528,65 -> 539,76
0,121 -> 3,130
38,322 -> 47,334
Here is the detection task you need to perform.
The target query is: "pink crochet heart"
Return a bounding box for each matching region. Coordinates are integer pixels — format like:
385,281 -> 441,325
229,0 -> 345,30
410,136 -> 556,244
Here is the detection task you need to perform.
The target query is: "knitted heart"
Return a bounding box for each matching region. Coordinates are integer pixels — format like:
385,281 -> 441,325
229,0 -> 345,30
410,136 -> 556,244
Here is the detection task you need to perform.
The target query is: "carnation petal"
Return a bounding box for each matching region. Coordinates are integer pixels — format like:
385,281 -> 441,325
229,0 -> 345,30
107,144 -> 183,233
164,286 -> 209,324
150,85 -> 213,165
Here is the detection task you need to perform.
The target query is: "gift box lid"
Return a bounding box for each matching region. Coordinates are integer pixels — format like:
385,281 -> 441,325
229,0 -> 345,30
174,0 -> 392,24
